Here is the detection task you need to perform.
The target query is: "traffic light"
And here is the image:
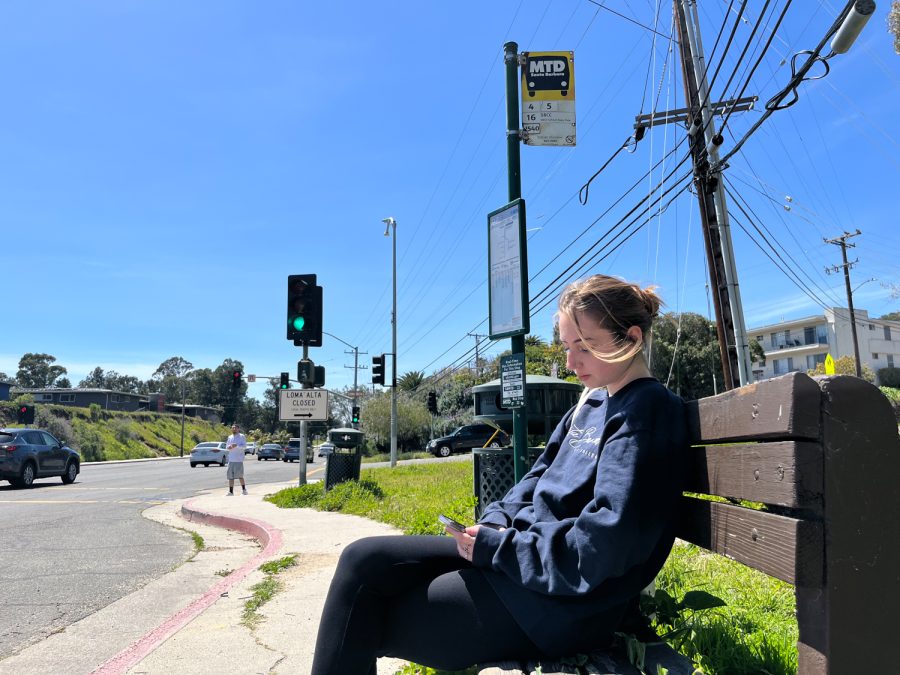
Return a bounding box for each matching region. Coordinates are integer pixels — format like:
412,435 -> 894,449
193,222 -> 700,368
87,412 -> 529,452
427,391 -> 437,414
372,354 -> 385,386
279,372 -> 290,389
287,274 -> 323,346
314,365 -> 325,387
17,405 -> 35,425
232,370 -> 243,387
298,359 -> 314,386
351,406 -> 360,424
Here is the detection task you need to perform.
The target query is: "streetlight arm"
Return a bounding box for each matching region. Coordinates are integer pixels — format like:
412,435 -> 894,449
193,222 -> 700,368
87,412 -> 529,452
322,331 -> 358,351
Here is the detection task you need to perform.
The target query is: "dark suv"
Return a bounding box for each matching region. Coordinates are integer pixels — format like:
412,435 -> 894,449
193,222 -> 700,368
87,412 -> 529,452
285,438 -> 315,463
0,428 -> 81,488
427,424 -> 510,457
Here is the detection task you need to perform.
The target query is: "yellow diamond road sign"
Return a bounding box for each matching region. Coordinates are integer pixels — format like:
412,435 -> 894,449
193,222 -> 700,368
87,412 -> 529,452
521,51 -> 576,147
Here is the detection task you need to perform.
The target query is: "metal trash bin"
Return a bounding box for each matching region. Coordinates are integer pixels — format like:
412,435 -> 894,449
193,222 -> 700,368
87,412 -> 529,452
472,446 -> 544,518
325,450 -> 362,491
324,427 -> 365,491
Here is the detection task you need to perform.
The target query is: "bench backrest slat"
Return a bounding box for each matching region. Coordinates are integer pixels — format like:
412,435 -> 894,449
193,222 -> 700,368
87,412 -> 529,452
686,371 -> 821,444
675,497 -> 823,586
684,441 -> 823,511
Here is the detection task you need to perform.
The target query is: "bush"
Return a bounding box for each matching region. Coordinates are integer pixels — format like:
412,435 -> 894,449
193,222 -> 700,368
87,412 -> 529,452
110,418 -> 138,444
89,403 -> 101,422
877,367 -> 900,388
75,425 -> 106,461
35,406 -> 75,445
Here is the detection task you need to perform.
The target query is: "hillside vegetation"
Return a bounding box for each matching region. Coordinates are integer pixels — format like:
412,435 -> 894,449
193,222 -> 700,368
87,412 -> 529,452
0,402 -> 227,461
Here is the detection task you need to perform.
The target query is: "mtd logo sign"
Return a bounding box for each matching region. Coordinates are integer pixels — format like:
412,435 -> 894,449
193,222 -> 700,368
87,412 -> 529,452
524,52 -> 572,97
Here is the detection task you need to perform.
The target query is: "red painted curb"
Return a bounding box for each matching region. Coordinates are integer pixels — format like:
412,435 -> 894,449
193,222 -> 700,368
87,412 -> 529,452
90,498 -> 285,675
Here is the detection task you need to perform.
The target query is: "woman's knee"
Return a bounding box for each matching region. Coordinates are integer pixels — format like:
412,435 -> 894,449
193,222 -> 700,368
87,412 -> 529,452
336,536 -> 401,580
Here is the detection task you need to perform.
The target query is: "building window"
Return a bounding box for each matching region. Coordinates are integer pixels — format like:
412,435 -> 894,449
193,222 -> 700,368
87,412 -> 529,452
885,326 -> 893,341
889,355 -> 895,368
869,324 -> 876,330
817,325 -> 828,344
873,353 -> 879,360
804,326 -> 816,345
807,354 -> 826,369
59,394 -> 75,403
36,393 -> 53,402
773,358 -> 786,375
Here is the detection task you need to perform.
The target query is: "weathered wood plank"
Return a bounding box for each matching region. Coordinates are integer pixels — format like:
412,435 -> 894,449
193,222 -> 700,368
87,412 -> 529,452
684,441 -> 823,511
675,497 -> 823,586
686,372 -> 821,444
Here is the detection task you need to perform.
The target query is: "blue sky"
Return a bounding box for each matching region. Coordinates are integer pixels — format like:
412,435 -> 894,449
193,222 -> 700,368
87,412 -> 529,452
2,1 -> 898,396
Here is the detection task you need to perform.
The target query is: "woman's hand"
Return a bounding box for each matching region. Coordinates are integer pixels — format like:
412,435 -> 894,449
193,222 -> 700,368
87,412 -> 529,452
444,525 -> 478,562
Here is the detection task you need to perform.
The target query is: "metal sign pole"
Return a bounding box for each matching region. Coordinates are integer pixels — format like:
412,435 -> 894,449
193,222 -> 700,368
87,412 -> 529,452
504,41 -> 530,483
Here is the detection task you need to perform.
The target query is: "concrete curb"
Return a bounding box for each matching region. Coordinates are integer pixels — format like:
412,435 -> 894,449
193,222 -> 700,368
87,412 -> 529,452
89,499 -> 284,675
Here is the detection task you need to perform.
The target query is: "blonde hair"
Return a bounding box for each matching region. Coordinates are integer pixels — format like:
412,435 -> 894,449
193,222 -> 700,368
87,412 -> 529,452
557,274 -> 662,364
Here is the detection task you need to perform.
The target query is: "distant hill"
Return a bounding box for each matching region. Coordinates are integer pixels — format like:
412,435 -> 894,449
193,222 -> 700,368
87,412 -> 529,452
0,402 -> 227,461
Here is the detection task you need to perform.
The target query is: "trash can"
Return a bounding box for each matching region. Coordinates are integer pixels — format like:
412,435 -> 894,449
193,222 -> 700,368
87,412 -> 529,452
325,450 -> 362,491
472,446 -> 544,518
324,428 -> 365,491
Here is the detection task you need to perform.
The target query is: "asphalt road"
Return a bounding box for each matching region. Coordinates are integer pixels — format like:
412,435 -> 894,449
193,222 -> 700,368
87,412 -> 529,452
0,453 -> 323,660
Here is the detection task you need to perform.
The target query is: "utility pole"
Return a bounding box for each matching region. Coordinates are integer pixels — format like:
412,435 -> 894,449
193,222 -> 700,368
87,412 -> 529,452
467,332 -> 487,380
670,0 -> 753,389
825,229 -> 863,378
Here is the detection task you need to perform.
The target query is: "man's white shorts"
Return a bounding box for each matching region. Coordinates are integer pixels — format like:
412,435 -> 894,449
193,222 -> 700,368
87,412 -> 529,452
227,462 -> 245,480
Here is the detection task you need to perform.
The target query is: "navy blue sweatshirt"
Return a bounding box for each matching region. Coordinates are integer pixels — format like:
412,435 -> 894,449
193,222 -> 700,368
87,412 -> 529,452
472,378 -> 687,654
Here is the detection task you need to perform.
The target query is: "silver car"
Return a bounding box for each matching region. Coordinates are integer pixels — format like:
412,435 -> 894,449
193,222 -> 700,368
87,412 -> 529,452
190,442 -> 228,467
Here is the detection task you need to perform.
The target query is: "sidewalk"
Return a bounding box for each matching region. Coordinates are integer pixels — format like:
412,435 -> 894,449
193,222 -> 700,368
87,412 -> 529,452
0,480 -> 409,675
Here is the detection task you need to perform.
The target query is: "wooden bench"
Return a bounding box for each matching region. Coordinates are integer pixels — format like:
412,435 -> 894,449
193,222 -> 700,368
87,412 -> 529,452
477,373 -> 900,674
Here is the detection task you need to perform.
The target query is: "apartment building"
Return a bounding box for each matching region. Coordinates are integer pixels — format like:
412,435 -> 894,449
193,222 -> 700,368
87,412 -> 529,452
749,308 -> 900,384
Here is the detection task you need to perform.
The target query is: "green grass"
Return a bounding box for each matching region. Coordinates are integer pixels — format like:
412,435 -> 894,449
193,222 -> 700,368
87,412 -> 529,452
265,462 -> 476,535
241,554 -> 299,628
266,461 -> 798,674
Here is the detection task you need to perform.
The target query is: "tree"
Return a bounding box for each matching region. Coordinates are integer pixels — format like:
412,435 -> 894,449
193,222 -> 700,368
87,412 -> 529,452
0,373 -> 12,383
80,367 -> 107,388
808,355 -> 875,383
17,353 -> 67,388
153,356 -> 194,379
361,392 -> 431,451
398,370 -> 425,392
889,1 -> 900,54
106,371 -> 145,394
880,311 -> 900,321
56,377 -> 72,389
649,313 -> 723,399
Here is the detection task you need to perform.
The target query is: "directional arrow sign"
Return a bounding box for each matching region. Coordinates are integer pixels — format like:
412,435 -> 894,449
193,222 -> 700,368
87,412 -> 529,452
278,389 -> 329,422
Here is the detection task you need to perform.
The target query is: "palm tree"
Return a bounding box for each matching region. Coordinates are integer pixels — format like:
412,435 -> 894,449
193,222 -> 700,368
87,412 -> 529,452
398,370 -> 425,392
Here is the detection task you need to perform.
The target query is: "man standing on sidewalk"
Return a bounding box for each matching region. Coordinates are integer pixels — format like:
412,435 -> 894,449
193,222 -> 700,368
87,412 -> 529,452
225,423 -> 248,495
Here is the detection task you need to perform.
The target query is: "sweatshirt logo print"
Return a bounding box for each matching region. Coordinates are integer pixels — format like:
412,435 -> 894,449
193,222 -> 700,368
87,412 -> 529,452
568,423 -> 601,460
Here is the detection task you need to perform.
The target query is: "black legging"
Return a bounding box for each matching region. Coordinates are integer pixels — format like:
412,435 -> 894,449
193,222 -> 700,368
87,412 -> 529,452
310,535 -> 545,674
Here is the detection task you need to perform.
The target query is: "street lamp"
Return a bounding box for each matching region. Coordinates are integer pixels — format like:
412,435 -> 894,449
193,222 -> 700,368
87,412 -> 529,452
382,217 -> 398,467
323,330 -> 361,428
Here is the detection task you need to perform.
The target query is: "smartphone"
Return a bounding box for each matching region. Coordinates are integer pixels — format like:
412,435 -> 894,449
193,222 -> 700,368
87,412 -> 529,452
438,514 -> 467,533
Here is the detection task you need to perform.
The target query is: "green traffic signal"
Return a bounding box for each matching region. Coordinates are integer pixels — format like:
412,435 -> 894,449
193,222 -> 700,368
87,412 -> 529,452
292,316 -> 305,331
